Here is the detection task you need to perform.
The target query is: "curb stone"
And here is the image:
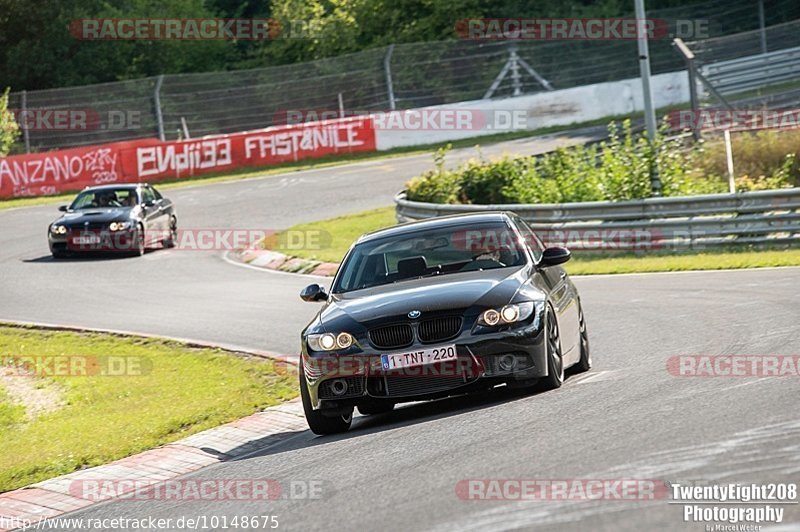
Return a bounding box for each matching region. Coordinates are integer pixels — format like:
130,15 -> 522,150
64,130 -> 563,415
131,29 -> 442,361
0,400 -> 307,531
237,248 -> 339,277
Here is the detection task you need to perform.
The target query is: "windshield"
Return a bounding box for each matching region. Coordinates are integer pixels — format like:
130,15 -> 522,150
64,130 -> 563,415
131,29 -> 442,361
69,188 -> 138,210
332,222 -> 527,293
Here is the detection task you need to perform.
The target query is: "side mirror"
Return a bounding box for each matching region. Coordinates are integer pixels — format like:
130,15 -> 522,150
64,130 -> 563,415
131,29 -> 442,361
539,247 -> 571,267
300,283 -> 328,302
143,200 -> 155,208
58,205 -> 68,212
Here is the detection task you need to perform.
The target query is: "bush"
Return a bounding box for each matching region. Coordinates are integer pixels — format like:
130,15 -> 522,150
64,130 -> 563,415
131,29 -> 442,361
0,87 -> 20,157
406,121 -> 795,205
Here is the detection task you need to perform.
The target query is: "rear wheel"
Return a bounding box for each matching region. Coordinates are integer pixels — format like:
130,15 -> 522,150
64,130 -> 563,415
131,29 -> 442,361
357,402 -> 395,416
300,370 -> 353,435
536,304 -> 564,391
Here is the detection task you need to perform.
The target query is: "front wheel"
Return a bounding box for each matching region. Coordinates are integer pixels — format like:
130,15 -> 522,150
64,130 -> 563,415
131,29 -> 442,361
574,304 -> 591,373
536,304 -> 564,391
131,224 -> 145,256
300,370 -> 353,435
163,217 -> 177,248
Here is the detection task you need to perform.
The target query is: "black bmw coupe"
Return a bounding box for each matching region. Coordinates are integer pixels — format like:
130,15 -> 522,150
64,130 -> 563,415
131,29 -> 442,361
48,184 -> 177,258
299,212 -> 590,434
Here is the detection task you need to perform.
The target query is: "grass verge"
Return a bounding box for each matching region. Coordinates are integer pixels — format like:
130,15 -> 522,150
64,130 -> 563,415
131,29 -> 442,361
263,206 -> 800,274
0,325 -> 296,493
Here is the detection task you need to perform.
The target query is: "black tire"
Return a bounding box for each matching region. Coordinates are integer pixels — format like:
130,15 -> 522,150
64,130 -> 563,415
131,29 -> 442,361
131,224 -> 145,256
536,304 -> 564,391
300,369 -> 353,435
357,402 -> 395,416
163,217 -> 177,248
574,303 -> 592,373
51,250 -> 67,259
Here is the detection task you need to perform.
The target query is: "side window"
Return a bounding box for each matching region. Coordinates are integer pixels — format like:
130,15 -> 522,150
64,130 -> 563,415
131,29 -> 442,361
515,218 -> 545,262
142,187 -> 156,204
151,187 -> 163,200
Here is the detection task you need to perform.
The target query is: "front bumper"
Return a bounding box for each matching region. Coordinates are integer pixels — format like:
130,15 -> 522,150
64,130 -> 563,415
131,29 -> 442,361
49,229 -> 137,254
302,313 -> 547,411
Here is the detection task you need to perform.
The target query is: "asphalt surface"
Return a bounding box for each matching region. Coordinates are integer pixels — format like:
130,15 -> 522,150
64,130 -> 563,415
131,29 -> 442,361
0,126 -> 604,355
1,127 -> 799,531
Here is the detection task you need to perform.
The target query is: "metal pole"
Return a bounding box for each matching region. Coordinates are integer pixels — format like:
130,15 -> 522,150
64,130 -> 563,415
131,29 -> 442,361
724,129 -> 735,193
338,93 -> 345,118
635,0 -> 661,195
21,90 -> 30,154
384,45 -> 397,110
510,46 -> 522,97
154,75 -> 165,141
758,0 -> 767,54
673,38 -> 700,141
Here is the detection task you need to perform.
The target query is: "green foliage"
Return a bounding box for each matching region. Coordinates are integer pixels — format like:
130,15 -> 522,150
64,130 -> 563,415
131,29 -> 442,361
406,121 -> 794,205
0,87 -> 20,157
1,0 -> 783,91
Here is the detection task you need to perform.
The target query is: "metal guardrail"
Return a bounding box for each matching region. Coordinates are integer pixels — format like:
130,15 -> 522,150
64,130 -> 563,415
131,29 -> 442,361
395,188 -> 800,251
700,46 -> 800,95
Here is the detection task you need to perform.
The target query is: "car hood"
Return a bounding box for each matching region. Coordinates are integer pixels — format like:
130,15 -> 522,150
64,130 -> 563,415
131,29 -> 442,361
316,266 -> 533,329
55,207 -> 135,225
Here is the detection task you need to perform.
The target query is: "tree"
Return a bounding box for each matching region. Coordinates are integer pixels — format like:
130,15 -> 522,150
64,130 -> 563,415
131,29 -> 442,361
0,87 -> 20,157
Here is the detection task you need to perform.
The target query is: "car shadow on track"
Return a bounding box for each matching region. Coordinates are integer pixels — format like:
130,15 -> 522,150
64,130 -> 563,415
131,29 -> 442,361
23,251 -> 151,262
231,380 -> 581,462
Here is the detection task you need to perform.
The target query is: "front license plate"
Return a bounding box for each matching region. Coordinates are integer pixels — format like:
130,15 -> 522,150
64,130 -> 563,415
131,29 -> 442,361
381,344 -> 457,370
73,235 -> 100,245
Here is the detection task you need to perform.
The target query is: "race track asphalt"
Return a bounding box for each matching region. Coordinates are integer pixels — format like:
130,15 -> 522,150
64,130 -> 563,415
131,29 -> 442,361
1,126 -> 798,531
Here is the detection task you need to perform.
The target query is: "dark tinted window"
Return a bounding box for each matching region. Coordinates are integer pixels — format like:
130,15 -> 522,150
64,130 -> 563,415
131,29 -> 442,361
333,222 -> 527,293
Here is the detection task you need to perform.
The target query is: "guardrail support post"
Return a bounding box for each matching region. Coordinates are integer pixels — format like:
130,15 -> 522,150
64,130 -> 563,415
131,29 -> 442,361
154,75 -> 166,142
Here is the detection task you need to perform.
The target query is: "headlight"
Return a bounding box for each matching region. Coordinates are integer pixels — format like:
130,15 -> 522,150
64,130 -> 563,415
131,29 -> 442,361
478,302 -> 535,327
307,332 -> 356,352
51,225 -> 67,235
109,221 -> 131,231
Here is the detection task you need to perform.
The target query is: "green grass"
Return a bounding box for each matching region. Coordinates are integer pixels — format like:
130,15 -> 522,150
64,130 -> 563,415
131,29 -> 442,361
0,325 -> 297,493
263,206 -> 800,274
264,206 -> 397,263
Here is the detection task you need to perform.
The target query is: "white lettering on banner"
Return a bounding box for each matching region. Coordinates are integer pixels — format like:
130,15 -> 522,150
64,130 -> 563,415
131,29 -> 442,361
244,123 -> 363,159
137,139 -> 233,178
0,147 -> 120,193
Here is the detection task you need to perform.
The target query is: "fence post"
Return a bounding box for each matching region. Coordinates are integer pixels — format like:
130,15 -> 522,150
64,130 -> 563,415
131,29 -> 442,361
20,90 -> 30,154
724,129 -> 735,193
384,45 -> 396,110
509,46 -> 522,96
673,38 -> 701,141
758,0 -> 767,54
154,75 -> 165,142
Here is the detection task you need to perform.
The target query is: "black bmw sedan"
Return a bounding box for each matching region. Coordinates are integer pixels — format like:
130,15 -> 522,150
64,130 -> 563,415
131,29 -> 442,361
299,212 -> 591,434
48,184 -> 177,258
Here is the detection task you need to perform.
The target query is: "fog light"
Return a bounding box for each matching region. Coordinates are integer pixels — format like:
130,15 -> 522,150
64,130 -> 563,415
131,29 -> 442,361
330,379 -> 348,396
498,354 -> 517,372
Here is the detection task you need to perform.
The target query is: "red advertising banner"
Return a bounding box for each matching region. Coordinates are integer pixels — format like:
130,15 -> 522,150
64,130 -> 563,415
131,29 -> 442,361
0,117 -> 376,199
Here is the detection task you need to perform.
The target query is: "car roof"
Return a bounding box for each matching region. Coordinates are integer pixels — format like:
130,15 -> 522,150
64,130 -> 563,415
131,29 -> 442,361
357,212 -> 515,244
80,183 -> 150,192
